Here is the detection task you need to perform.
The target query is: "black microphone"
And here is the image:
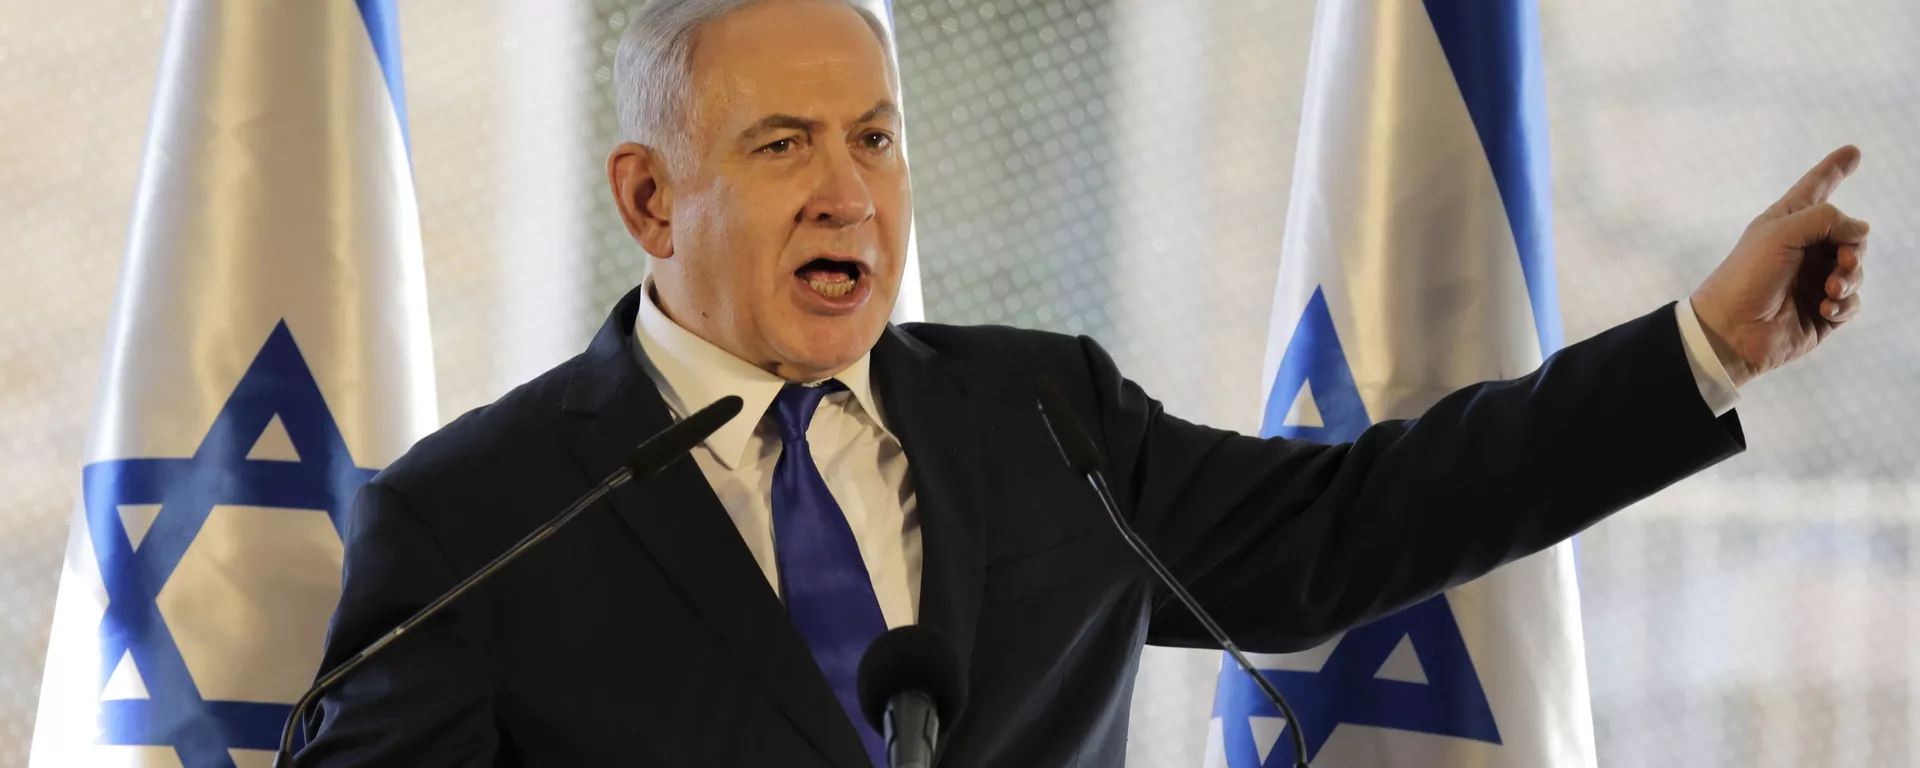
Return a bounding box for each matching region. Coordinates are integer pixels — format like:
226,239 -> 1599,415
857,625 -> 969,768
271,395 -> 745,768
1033,378 -> 1311,768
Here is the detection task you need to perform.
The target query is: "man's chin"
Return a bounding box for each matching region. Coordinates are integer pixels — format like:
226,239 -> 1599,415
770,318 -> 886,380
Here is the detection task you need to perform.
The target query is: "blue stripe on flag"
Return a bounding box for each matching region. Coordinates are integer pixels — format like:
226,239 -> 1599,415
354,0 -> 410,152
1421,0 -> 1561,355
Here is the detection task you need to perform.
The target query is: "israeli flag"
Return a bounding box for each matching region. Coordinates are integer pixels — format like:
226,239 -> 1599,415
1205,0 -> 1595,766
28,2 -> 435,766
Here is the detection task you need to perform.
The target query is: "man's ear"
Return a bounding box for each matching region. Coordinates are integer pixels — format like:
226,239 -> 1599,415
608,141 -> 676,259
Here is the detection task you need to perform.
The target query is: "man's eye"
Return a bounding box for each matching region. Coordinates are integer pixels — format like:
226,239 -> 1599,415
862,132 -> 893,151
761,138 -> 797,154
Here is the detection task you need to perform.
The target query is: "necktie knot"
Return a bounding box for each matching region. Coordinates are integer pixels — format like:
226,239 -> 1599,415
772,380 -> 847,443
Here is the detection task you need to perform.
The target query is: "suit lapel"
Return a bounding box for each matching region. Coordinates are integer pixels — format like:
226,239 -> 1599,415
871,326 -> 988,736
562,287 -> 870,768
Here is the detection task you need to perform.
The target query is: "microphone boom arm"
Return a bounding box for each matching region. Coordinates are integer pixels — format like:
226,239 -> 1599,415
272,467 -> 635,764
272,395 -> 743,767
1032,377 -> 1308,768
1081,470 -> 1308,768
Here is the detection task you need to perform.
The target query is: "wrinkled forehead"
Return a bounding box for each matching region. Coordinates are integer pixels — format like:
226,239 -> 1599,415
686,1 -> 899,136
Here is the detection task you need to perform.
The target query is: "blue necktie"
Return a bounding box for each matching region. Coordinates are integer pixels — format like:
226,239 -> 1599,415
771,381 -> 889,766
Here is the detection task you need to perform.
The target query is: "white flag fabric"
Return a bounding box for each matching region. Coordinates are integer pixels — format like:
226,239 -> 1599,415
29,1 -> 435,766
860,0 -> 925,325
1205,0 -> 1595,766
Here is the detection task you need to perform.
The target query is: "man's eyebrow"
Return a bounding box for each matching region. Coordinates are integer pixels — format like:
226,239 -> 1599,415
855,101 -> 901,125
736,101 -> 901,143
738,114 -> 821,142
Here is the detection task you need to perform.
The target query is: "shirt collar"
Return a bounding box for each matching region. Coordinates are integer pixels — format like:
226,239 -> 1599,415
629,280 -> 893,470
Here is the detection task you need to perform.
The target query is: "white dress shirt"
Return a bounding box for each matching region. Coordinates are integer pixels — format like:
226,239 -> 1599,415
630,286 -> 922,628
630,287 -> 1738,631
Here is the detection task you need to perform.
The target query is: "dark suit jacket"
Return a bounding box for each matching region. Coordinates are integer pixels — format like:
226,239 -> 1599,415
298,285 -> 1743,767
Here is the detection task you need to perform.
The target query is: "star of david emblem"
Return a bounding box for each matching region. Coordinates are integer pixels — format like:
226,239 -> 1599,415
82,321 -> 375,767
1215,287 -> 1500,765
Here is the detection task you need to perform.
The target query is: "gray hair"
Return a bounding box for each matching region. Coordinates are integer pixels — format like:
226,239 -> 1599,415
614,0 -> 896,165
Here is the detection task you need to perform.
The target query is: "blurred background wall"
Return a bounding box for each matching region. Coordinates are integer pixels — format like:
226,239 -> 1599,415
1,0 -> 1916,765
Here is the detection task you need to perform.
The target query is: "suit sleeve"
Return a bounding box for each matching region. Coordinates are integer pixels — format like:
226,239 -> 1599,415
1075,303 -> 1746,653
295,480 -> 500,766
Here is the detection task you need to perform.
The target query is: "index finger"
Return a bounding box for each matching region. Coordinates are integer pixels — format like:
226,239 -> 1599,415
1774,145 -> 1862,214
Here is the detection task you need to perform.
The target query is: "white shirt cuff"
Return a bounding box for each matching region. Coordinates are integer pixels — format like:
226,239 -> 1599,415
1673,300 -> 1741,417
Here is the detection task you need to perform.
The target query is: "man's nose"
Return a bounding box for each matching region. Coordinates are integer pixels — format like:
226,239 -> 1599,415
800,145 -> 875,227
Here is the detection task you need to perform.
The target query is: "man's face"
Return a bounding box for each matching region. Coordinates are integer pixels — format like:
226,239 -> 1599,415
642,0 -> 909,381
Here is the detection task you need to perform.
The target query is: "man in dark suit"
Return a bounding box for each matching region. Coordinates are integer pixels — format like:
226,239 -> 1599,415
297,0 -> 1873,765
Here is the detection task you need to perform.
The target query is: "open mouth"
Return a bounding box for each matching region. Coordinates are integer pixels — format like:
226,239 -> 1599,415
796,257 -> 862,299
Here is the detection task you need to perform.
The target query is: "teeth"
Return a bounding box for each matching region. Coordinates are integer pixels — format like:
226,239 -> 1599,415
808,278 -> 855,298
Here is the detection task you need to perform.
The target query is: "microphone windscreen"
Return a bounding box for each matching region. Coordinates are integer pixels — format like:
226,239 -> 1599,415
856,625 -> 968,732
623,395 -> 743,478
1033,377 -> 1104,475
